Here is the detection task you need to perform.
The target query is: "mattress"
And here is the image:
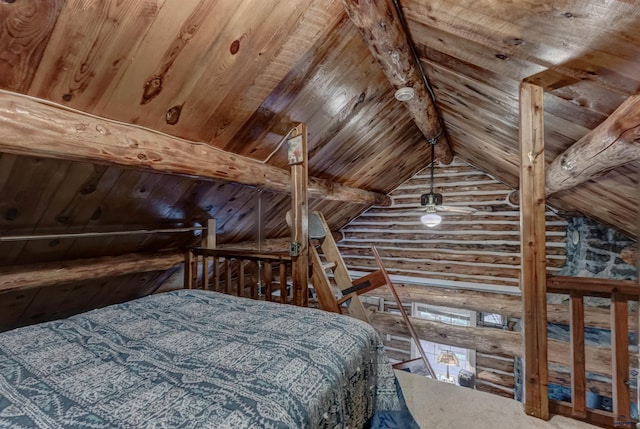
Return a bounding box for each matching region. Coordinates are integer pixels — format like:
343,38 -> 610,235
0,289 -> 417,428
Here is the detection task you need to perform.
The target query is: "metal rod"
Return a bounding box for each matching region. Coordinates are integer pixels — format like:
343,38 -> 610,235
0,226 -> 205,242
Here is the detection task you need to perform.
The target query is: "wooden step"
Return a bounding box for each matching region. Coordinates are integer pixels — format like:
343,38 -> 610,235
321,262 -> 336,271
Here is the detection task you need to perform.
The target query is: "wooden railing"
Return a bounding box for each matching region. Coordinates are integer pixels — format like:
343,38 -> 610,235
547,276 -> 640,428
184,248 -> 295,304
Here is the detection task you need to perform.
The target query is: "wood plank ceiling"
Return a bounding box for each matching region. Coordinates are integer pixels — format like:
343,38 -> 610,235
0,0 -> 638,268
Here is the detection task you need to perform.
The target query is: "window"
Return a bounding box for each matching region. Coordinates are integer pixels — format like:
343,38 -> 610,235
411,303 -> 476,385
478,312 -> 506,329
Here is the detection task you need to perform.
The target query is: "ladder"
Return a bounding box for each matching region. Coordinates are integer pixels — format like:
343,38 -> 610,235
308,211 -> 436,378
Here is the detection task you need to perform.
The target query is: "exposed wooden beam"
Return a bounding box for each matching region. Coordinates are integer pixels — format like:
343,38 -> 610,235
0,92 -> 390,206
289,124 -> 309,306
341,0 -> 453,164
546,93 -> 640,195
519,81 -> 549,420
0,251 -> 183,292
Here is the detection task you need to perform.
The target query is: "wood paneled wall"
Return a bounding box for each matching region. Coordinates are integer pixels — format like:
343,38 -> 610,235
338,157 -> 567,292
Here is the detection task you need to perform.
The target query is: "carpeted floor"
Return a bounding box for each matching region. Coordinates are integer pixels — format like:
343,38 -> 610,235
396,370 -> 600,429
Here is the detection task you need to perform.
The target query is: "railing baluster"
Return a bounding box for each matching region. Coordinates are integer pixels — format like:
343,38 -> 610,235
184,250 -> 194,289
612,292 -> 630,426
213,256 -> 219,291
249,261 -> 258,299
202,255 -> 209,290
224,258 -> 231,295
264,262 -> 272,301
238,259 -> 244,297
570,290 -> 586,418
280,261 -> 287,304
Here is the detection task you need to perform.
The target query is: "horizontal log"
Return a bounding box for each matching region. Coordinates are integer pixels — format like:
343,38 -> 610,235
348,257 -> 521,280
0,92 -> 390,206
371,284 -> 522,318
369,311 -> 634,377
548,276 -> 640,298
546,94 -> 640,195
0,251 -> 183,292
367,283 -> 637,331
341,0 -> 453,164
476,381 -> 514,398
548,369 -> 637,400
476,353 -> 515,374
217,231 -> 344,252
476,370 -> 515,388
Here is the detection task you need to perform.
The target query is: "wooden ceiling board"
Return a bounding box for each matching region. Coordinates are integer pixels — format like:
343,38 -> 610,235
226,15 -> 359,162
203,0 -> 346,149
152,0 -> 318,143
406,0 -> 640,94
0,0 -> 638,324
0,0 -> 64,92
28,0 -> 164,109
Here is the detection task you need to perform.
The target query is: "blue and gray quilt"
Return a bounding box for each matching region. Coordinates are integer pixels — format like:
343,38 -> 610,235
0,290 -> 417,428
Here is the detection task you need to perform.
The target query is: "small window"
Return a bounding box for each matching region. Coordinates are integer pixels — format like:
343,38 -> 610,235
478,312 -> 505,328
411,303 -> 476,385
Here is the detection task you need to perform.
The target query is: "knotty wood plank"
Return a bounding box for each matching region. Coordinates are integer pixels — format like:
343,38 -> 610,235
28,0 -> 162,110
96,0 -> 229,121
519,81 -> 549,420
0,0 -> 63,92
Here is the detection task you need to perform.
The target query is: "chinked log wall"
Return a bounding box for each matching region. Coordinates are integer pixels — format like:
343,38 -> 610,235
339,158 -> 566,290
339,158 -> 567,398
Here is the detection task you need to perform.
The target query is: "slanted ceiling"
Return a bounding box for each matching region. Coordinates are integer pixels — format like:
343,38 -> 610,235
0,2 -> 638,289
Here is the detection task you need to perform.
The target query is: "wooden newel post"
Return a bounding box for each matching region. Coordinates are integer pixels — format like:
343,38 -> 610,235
288,124 -> 309,306
519,81 -> 549,420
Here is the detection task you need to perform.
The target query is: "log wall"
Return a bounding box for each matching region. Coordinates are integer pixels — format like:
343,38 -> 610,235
338,157 -> 567,399
339,157 -> 567,292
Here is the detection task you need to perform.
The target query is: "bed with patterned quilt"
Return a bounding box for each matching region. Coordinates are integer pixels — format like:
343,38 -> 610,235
0,289 -> 417,428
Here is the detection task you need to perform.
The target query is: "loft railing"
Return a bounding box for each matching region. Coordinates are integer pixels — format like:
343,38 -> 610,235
546,275 -> 640,428
184,248 -> 294,304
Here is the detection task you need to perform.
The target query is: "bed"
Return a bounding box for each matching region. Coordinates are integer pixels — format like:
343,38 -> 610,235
0,289 -> 417,428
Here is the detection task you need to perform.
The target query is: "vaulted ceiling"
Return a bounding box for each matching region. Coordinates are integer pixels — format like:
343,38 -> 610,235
0,0 -> 638,273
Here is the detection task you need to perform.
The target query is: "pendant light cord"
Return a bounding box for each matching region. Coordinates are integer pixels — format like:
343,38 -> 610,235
429,140 -> 435,194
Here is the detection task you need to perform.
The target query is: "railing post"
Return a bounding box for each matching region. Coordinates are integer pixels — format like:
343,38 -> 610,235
519,81 -> 549,420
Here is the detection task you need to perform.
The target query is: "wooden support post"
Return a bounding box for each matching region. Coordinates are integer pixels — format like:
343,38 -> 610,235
289,124 -> 309,307
570,291 -> 586,418
203,219 -> 216,249
519,81 -> 549,420
612,292 -> 630,426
